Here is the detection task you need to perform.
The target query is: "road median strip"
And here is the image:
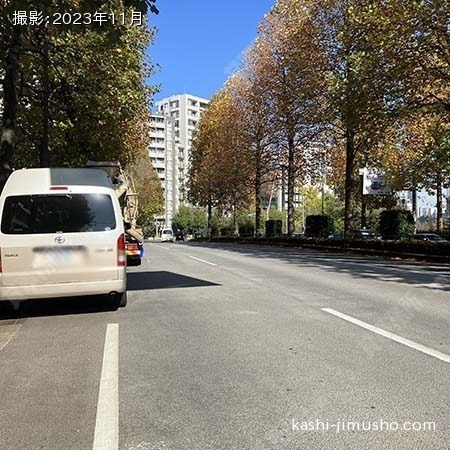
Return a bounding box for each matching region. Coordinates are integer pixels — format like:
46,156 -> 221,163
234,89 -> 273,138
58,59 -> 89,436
196,237 -> 450,264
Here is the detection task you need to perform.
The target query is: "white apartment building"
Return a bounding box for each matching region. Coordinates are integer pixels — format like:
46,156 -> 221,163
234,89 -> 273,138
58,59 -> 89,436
148,94 -> 209,227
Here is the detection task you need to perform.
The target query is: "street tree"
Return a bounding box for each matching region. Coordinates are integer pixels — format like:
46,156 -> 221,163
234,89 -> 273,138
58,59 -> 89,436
127,152 -> 164,219
189,90 -> 253,236
0,0 -> 159,190
227,50 -> 279,236
256,0 -> 329,235
310,0 -> 409,235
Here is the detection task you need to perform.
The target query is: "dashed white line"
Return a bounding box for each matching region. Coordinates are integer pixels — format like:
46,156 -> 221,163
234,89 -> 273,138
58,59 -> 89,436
322,308 -> 450,364
93,323 -> 119,450
189,256 -> 217,266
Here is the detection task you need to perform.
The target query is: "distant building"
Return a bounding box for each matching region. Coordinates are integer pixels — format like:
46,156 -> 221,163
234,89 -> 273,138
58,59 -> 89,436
148,94 -> 209,227
148,114 -> 173,228
418,206 -> 437,219
397,190 -> 414,212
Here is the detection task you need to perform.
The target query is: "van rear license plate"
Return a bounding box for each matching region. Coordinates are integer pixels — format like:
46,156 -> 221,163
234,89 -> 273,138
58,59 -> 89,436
33,247 -> 86,268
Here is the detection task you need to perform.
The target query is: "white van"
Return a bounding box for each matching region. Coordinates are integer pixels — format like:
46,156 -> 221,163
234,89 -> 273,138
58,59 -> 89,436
0,168 -> 127,308
161,228 -> 174,242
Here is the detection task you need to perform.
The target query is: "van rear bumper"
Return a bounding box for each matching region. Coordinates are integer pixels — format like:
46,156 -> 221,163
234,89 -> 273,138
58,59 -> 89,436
0,279 -> 126,301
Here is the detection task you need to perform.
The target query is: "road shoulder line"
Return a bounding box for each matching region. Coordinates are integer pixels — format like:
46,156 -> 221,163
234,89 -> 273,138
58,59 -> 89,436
93,323 -> 119,450
322,308 -> 450,363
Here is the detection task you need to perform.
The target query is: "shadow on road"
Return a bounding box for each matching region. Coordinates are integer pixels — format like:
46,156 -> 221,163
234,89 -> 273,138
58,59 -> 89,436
0,271 -> 219,320
183,242 -> 450,292
0,295 -> 115,321
127,271 -> 220,291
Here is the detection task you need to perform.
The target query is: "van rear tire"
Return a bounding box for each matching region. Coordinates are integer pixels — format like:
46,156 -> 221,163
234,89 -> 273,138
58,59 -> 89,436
113,291 -> 127,309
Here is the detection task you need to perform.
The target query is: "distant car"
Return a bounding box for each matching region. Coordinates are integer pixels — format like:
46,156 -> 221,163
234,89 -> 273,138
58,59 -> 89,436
174,228 -> 184,241
161,228 -> 174,242
126,240 -> 143,266
348,229 -> 382,240
413,233 -> 448,243
328,232 -> 344,240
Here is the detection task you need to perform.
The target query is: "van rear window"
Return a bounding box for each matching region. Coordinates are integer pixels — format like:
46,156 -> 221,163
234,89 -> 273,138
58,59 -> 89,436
1,194 -> 116,234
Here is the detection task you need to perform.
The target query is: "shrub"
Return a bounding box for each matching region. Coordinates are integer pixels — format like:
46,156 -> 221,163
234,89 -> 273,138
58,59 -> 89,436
379,210 -> 415,239
239,223 -> 255,237
266,220 -> 283,237
305,215 -> 330,237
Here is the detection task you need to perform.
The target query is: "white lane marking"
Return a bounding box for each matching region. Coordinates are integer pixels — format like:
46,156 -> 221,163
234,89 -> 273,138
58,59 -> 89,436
322,308 -> 450,364
189,256 -> 217,266
0,319 -> 21,352
93,323 -> 119,450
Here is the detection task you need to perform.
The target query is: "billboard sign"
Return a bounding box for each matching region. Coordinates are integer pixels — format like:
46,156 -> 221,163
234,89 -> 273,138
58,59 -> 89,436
359,168 -> 391,196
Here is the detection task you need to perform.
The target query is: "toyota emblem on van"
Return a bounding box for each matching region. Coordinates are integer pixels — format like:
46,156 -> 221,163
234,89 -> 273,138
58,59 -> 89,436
54,235 -> 66,244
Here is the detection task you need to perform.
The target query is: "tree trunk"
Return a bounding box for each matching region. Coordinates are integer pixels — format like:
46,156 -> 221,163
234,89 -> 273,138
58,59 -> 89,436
361,196 -> 367,229
344,128 -> 355,236
0,25 -> 22,191
411,189 -> 417,219
40,29 -> 50,167
411,188 -> 417,232
233,196 -> 239,237
254,143 -> 262,236
287,134 -> 295,236
266,181 -> 275,222
436,173 -> 443,233
255,182 -> 261,237
207,197 -> 212,239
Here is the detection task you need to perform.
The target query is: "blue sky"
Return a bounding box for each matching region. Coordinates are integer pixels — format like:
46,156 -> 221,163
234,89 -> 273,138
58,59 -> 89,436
144,2 -> 445,210
147,1 -> 275,103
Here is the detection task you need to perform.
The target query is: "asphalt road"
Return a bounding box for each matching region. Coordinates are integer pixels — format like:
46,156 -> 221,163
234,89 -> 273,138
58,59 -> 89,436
0,241 -> 449,450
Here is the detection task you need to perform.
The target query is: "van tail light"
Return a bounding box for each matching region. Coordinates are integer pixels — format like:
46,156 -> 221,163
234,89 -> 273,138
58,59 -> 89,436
117,234 -> 126,267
